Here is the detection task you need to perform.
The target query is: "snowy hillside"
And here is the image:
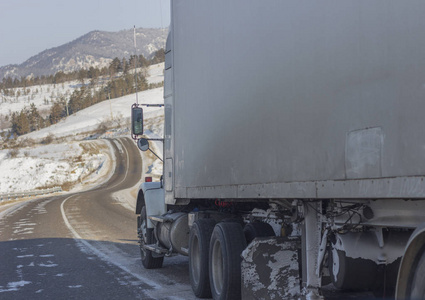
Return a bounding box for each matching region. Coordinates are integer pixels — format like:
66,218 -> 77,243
0,82 -> 76,117
0,63 -> 164,121
21,87 -> 163,141
0,64 -> 164,195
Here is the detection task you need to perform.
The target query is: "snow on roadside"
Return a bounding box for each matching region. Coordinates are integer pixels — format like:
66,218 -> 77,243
0,63 -> 164,197
0,141 -> 110,194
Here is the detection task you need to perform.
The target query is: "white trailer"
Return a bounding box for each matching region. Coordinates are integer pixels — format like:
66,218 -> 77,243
132,1 -> 425,299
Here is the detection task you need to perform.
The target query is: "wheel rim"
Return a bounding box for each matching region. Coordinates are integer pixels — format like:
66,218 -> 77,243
190,235 -> 201,285
211,238 -> 224,295
139,217 -> 148,259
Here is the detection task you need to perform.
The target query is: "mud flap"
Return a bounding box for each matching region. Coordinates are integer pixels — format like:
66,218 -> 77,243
241,236 -> 301,300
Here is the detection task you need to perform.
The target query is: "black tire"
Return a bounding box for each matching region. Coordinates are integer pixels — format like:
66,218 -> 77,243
243,222 -> 276,244
209,222 -> 247,300
189,219 -> 216,298
139,206 -> 164,269
408,250 -> 425,299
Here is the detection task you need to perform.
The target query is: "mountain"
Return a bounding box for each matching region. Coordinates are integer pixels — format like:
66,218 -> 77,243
0,28 -> 167,80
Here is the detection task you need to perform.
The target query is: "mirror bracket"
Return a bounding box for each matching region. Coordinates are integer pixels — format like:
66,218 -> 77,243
137,138 -> 164,162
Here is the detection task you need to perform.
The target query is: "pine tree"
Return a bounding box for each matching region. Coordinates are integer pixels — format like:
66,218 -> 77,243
122,58 -> 129,75
29,103 -> 41,131
49,102 -> 64,124
150,49 -> 165,64
12,109 -> 30,136
109,57 -> 122,76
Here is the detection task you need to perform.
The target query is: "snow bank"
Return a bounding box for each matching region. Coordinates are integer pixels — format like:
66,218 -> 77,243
0,141 -> 109,194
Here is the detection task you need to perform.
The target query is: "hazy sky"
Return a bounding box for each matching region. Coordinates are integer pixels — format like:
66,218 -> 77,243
0,0 -> 170,67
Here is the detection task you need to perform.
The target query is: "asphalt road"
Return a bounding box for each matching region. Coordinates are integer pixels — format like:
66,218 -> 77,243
0,137 -> 195,300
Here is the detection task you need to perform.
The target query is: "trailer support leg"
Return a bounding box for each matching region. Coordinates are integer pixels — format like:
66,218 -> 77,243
304,201 -> 324,300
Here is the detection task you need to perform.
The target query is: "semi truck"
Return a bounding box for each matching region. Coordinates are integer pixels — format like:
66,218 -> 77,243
131,1 -> 425,299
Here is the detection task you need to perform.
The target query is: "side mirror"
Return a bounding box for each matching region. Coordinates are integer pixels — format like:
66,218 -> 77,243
137,138 -> 149,151
131,107 -> 144,136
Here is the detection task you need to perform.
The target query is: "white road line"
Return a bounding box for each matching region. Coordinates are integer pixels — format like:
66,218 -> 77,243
60,195 -> 161,290
108,138 -> 131,190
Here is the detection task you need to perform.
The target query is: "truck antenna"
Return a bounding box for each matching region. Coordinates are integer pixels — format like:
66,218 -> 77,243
133,25 -> 139,105
159,0 -> 164,29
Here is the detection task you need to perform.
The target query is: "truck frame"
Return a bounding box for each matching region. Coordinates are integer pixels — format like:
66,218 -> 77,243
132,1 -> 425,299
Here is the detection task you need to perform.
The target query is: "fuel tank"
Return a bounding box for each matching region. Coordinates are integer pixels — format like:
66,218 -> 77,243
156,212 -> 189,256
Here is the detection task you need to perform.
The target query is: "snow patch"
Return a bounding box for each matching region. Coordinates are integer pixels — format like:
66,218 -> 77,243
16,254 -> 34,258
38,262 -> 58,267
0,280 -> 31,292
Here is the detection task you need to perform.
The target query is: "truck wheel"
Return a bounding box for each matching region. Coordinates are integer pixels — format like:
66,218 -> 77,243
139,206 -> 163,269
243,222 -> 276,244
209,222 -> 247,300
189,218 -> 216,298
407,250 -> 425,299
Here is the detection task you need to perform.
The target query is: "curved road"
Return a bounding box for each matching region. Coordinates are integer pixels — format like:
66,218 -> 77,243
0,137 -> 195,300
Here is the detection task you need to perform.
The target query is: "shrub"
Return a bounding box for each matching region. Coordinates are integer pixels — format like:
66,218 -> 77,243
95,121 -> 109,135
18,137 -> 35,148
41,133 -> 55,144
7,148 -> 19,158
61,181 -> 74,191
